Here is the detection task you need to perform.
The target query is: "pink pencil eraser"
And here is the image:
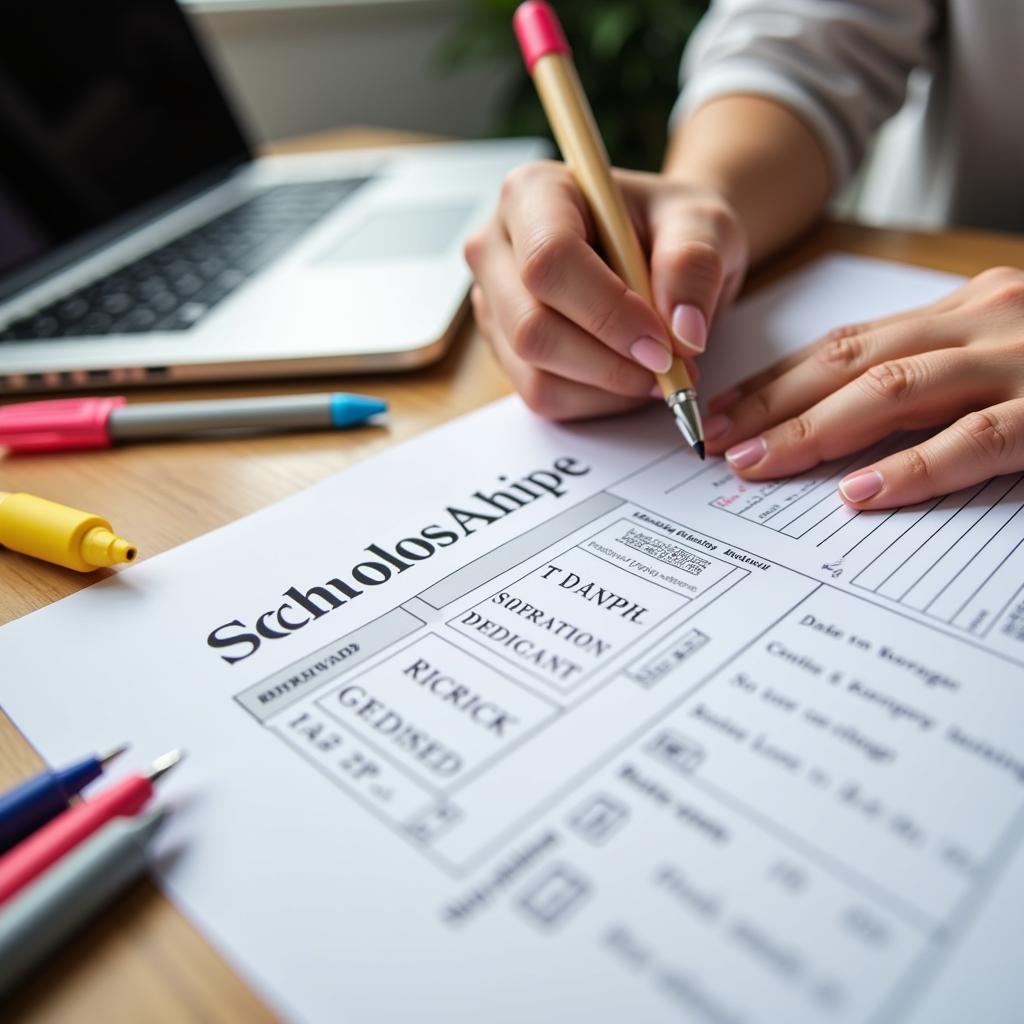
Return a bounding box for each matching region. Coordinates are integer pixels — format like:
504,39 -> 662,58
0,395 -> 125,454
513,1 -> 571,73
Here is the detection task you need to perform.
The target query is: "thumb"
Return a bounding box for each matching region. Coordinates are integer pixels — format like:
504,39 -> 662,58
649,206 -> 735,358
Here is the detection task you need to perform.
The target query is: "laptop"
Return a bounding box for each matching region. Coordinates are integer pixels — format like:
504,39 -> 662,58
0,0 -> 546,394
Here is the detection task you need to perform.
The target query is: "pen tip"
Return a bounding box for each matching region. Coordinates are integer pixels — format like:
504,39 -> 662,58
147,748 -> 185,783
693,441 -> 706,461
99,742 -> 130,768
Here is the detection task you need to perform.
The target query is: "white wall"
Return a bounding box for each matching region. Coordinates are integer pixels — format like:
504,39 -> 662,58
184,0 -> 516,145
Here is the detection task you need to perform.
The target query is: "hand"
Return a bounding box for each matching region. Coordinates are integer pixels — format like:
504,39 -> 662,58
464,161 -> 748,420
703,267 -> 1024,509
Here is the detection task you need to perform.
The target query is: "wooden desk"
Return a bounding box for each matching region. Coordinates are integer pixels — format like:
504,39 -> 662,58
2,128 -> 1023,1022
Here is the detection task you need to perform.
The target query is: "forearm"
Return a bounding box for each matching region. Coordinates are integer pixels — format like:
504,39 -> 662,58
663,95 -> 832,264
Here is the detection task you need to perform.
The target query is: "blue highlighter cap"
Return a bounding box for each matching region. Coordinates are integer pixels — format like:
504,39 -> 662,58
329,393 -> 388,429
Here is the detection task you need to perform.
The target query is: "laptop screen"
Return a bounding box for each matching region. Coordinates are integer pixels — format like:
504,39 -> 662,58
0,0 -> 250,286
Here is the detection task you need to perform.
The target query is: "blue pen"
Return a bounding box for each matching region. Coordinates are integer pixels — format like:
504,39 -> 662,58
0,745 -> 128,854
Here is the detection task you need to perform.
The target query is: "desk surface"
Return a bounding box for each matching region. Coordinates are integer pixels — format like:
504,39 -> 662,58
3,128 -> 1024,1022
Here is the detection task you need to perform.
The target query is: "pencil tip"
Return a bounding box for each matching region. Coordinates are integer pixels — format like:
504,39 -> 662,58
147,748 -> 185,783
99,743 -> 130,768
694,441 -> 705,461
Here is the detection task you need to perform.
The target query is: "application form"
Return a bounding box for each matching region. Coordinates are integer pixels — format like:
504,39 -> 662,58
3,255 -> 1022,1023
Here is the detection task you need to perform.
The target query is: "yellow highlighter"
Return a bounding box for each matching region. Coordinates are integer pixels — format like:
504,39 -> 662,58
0,491 -> 137,572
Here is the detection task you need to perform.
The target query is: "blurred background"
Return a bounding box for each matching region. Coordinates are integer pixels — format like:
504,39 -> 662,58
182,0 -> 928,225
182,0 -> 708,170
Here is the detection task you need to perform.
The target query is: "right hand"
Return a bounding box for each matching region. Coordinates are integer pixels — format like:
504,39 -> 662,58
464,160 -> 748,420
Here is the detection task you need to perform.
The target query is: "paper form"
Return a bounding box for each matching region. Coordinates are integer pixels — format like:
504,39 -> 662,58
3,254 -> 1023,1023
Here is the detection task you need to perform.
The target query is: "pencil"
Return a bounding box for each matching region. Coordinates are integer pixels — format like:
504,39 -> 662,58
513,0 -> 705,457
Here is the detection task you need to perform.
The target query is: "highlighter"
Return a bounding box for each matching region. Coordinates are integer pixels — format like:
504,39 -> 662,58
0,491 -> 137,571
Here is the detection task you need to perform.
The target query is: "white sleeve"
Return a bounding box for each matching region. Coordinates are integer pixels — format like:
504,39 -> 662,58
674,0 -> 939,185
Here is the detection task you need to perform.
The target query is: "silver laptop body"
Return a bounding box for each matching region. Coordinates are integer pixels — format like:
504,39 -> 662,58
0,0 -> 545,394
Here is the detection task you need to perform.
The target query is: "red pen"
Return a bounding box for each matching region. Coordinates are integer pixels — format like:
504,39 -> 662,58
0,750 -> 183,905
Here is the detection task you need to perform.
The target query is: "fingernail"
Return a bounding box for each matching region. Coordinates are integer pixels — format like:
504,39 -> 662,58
709,387 -> 741,413
650,384 -> 664,399
630,336 -> 673,374
725,437 -> 767,470
839,469 -> 884,503
703,414 -> 732,442
672,304 -> 707,353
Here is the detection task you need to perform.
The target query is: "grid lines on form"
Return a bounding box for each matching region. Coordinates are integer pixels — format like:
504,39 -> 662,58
848,473 -> 1024,638
702,435 -> 1024,650
703,441 -> 891,542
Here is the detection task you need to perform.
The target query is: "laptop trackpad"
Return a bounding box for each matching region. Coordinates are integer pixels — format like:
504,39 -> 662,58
315,203 -> 474,264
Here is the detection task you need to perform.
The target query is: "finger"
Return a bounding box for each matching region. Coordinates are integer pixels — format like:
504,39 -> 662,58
500,165 -> 674,375
708,386 -> 743,415
707,286 -> 972,412
707,324 -> 884,416
474,233 -> 656,398
837,398 -> 1024,510
719,348 -> 1014,479
704,314 -> 964,453
478,271 -> 649,419
470,284 -> 497,343
487,328 -> 649,421
647,197 -> 739,357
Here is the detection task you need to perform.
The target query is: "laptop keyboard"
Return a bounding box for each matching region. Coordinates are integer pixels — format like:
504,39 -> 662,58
0,178 -> 369,341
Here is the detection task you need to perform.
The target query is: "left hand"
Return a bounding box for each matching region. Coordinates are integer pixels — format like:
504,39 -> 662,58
703,266 -> 1024,509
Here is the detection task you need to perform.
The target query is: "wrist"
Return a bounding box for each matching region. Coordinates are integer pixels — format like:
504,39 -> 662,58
662,95 -> 831,264
662,115 -> 747,215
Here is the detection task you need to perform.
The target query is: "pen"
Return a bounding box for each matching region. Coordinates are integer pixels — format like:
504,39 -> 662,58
0,744 -> 128,854
0,491 -> 137,571
0,750 -> 183,905
513,1 -> 705,457
0,810 -> 169,996
0,391 -> 388,454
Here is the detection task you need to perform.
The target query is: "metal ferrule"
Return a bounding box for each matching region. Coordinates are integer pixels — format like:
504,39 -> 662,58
665,388 -> 704,449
